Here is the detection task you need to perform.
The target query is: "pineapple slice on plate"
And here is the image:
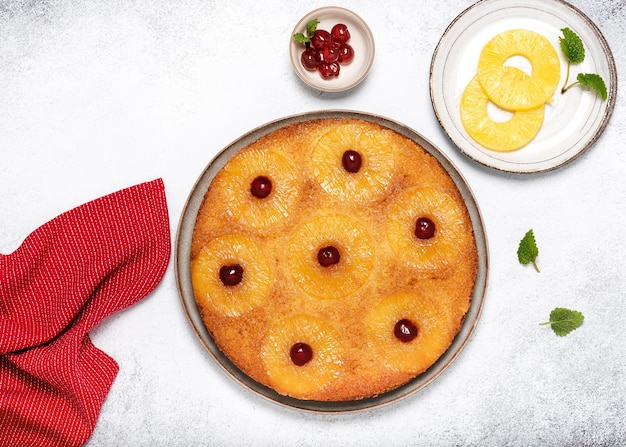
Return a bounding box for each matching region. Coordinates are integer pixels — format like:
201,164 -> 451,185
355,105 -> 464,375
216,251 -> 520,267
311,122 -> 395,202
460,74 -> 545,152
287,213 -> 374,300
261,314 -> 344,399
191,234 -> 273,317
478,29 -> 560,110
386,187 -> 469,271
211,148 -> 301,230
364,293 -> 455,374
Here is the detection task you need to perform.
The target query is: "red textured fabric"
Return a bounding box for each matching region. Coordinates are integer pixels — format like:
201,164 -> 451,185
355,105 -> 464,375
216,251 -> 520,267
0,179 -> 171,447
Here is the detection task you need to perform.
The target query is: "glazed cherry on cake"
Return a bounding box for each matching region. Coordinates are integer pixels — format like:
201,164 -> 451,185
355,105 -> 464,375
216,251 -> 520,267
219,264 -> 243,286
415,217 -> 436,240
394,319 -> 418,343
342,150 -> 362,173
290,342 -> 313,366
317,245 -> 341,267
250,176 -> 272,199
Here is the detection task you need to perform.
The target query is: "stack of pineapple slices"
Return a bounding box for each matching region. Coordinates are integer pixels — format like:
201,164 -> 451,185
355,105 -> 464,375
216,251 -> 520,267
460,29 -> 561,152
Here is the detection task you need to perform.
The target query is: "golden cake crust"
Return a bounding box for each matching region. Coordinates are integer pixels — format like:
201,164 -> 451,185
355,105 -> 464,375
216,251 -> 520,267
190,118 -> 478,401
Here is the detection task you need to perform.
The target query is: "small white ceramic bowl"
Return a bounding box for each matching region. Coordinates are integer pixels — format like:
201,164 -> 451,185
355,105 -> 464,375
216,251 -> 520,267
289,7 -> 375,93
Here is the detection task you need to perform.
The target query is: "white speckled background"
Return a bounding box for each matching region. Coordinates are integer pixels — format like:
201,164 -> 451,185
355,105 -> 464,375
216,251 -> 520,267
1,0 -> 625,445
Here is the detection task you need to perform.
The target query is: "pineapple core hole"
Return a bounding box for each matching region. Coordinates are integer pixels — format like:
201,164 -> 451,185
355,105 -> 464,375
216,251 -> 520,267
503,55 -> 532,76
486,101 -> 514,123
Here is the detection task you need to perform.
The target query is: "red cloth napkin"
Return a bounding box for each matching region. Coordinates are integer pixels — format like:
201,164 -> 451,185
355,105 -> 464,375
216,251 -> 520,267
0,179 -> 170,447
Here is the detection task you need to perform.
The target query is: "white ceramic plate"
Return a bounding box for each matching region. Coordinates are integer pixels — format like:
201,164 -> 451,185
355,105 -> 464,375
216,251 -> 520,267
289,7 -> 375,93
430,0 -> 617,173
175,110 -> 488,413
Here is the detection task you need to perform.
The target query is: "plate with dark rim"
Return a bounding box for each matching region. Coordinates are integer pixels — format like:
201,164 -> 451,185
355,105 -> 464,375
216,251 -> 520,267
430,0 -> 617,173
174,110 -> 488,413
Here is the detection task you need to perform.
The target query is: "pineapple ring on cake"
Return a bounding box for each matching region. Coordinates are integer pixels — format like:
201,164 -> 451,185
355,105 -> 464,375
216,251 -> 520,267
311,122 -> 395,202
477,29 -> 561,111
211,148 -> 301,230
365,293 -> 456,374
461,74 -> 545,152
386,187 -> 468,270
261,314 -> 344,399
287,213 -> 374,299
191,234 -> 273,317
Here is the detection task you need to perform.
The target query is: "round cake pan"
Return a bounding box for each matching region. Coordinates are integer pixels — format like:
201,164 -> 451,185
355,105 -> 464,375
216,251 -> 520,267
175,110 -> 489,413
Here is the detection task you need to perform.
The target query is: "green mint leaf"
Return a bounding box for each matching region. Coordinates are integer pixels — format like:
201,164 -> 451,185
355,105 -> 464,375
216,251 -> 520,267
306,19 -> 319,37
577,73 -> 608,100
292,32 -> 309,44
517,229 -> 539,272
559,28 -> 608,100
293,19 -> 320,45
559,28 -> 585,64
540,307 -> 584,336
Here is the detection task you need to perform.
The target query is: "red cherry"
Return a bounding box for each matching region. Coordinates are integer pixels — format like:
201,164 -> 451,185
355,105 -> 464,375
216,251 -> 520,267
320,45 -> 339,64
250,176 -> 272,199
219,264 -> 243,286
331,23 -> 350,45
414,217 -> 436,239
317,245 -> 340,267
337,44 -> 354,64
318,61 -> 340,79
394,319 -> 418,343
310,29 -> 331,50
290,342 -> 313,366
342,150 -> 362,173
301,48 -> 320,71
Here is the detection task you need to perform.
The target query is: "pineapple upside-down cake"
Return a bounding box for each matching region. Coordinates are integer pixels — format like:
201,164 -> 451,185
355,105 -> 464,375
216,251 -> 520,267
190,118 -> 478,401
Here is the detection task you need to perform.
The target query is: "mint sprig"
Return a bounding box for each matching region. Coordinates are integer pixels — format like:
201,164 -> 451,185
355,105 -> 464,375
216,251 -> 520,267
576,73 -> 607,100
540,307 -> 584,336
292,33 -> 310,44
559,27 -> 585,64
517,229 -> 540,272
559,27 -> 607,100
292,19 -> 319,45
